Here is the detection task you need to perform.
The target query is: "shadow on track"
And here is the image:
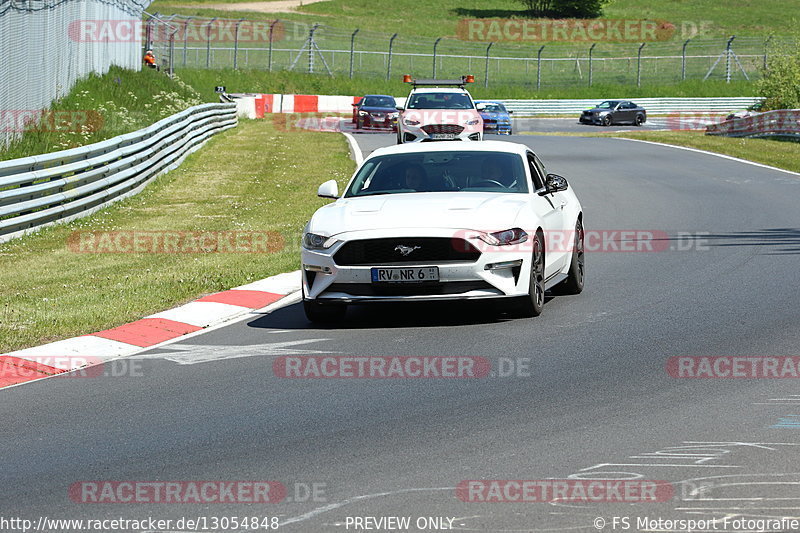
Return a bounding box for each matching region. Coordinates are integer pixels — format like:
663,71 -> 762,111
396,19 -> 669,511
246,297 -> 556,331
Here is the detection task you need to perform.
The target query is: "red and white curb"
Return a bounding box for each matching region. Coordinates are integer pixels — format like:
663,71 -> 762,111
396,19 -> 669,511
0,270 -> 301,389
233,93 -> 408,118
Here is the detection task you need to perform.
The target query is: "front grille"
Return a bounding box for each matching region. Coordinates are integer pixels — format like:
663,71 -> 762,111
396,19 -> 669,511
421,124 -> 464,135
334,237 -> 481,266
325,281 -> 495,297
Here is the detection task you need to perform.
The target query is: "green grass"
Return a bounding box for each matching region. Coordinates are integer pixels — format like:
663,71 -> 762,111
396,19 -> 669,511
177,68 -> 759,101
585,130 -> 800,173
149,0 -> 796,39
147,0 -> 791,91
0,117 -> 353,352
0,67 -> 203,161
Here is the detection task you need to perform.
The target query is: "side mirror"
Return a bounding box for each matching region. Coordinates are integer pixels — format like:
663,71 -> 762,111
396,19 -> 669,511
351,103 -> 358,107
395,106 -> 404,112
475,103 -> 486,111
508,110 -> 513,114
317,179 -> 339,199
544,173 -> 568,193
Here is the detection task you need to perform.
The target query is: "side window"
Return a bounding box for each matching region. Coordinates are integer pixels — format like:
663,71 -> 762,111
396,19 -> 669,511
527,153 -> 545,190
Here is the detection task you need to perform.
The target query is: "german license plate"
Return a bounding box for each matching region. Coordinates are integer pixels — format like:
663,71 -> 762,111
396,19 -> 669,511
371,267 -> 439,283
430,133 -> 455,140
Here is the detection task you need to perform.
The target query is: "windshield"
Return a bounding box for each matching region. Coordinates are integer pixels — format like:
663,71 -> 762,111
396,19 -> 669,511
362,96 -> 395,108
407,92 -> 474,110
596,101 -> 619,109
344,151 -> 528,196
479,103 -> 506,113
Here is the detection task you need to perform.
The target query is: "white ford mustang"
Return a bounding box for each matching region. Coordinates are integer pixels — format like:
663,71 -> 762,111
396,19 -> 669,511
301,140 -> 584,322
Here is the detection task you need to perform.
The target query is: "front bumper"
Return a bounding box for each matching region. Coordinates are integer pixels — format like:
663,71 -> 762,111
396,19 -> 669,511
580,112 -> 612,125
362,114 -> 398,130
483,121 -> 512,134
301,230 -> 530,303
401,124 -> 482,143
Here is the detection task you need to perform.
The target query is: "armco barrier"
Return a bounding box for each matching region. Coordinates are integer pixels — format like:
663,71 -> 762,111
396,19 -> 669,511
0,103 -> 237,242
500,97 -> 764,116
226,94 -> 763,118
705,109 -> 800,138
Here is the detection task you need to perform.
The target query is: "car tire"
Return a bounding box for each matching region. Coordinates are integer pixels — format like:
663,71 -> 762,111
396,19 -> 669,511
635,114 -> 645,126
303,299 -> 347,323
356,117 -> 363,130
601,115 -> 611,127
553,219 -> 585,295
513,230 -> 545,317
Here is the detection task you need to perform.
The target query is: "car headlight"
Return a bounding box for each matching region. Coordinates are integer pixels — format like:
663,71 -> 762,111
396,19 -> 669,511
465,118 -> 480,125
358,111 -> 368,117
303,232 -> 337,250
403,117 -> 420,126
388,112 -> 399,119
598,111 -> 609,116
478,228 -> 528,246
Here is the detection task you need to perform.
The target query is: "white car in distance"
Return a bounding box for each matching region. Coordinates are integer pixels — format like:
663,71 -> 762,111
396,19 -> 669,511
396,75 -> 484,144
301,141 -> 584,323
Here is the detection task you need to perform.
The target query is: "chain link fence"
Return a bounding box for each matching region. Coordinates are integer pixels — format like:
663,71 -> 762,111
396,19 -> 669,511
0,0 -> 150,149
152,15 -> 790,89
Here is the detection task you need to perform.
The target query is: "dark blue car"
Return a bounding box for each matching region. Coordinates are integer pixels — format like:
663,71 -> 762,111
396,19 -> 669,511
352,94 -> 399,130
475,100 -> 513,135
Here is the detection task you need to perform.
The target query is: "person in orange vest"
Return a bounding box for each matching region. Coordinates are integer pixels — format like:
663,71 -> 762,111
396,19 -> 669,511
143,50 -> 159,70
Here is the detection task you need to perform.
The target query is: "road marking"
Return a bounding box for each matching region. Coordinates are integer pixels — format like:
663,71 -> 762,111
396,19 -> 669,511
342,131 -> 364,165
773,415 -> 800,428
281,487 -> 453,527
139,338 -> 333,365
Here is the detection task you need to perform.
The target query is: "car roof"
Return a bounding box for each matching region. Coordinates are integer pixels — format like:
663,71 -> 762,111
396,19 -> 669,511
474,100 -> 504,104
366,140 -> 529,160
362,94 -> 395,99
409,87 -> 471,94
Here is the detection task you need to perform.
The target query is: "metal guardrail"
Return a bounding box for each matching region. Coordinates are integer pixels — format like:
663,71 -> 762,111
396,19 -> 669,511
500,97 -> 764,115
705,109 -> 800,138
0,103 -> 237,242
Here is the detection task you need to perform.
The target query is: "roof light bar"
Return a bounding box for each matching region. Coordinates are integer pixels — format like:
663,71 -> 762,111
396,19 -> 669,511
403,75 -> 476,87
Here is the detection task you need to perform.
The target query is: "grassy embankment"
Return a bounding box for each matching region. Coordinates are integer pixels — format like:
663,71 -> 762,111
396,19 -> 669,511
1,69 -> 353,352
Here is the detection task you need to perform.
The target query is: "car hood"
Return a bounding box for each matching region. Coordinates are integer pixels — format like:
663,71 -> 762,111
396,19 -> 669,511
309,192 -> 528,237
480,112 -> 509,119
360,106 -> 396,113
583,107 -> 611,113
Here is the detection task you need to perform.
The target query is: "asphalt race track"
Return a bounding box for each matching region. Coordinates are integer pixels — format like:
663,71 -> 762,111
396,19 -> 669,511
3,134 -> 800,532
